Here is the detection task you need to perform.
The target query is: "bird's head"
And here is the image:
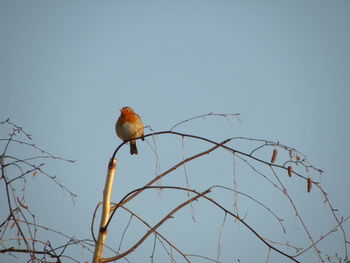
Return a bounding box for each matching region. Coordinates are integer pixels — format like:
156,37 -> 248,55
120,106 -> 134,115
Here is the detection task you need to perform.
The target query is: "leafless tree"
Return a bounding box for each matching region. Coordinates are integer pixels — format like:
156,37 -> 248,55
0,119 -> 92,262
92,113 -> 349,263
1,115 -> 349,263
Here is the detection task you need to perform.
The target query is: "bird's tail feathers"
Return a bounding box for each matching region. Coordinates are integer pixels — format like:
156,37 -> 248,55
130,142 -> 138,155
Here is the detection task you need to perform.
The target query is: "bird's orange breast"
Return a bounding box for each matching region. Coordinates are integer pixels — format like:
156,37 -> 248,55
120,112 -> 139,123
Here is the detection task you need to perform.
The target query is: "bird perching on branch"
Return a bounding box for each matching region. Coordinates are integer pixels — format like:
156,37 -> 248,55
116,106 -> 144,155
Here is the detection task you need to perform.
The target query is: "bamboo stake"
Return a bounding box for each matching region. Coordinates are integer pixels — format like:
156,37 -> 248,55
92,158 -> 117,263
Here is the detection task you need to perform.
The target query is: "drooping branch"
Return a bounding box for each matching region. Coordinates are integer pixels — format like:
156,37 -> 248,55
104,125 -> 348,262
105,186 -> 301,263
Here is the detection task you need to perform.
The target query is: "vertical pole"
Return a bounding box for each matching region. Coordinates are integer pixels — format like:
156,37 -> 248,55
92,158 -> 117,263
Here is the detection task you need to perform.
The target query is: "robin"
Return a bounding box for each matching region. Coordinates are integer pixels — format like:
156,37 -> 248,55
116,106 -> 144,155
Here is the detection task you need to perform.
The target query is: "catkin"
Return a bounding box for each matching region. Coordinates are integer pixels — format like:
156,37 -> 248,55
307,177 -> 312,193
271,149 -> 278,163
287,166 -> 292,177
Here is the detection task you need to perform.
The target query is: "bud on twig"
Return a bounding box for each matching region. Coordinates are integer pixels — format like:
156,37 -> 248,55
271,149 -> 277,163
287,166 -> 292,177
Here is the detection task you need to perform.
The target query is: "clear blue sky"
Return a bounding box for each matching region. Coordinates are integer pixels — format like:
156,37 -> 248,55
1,1 -> 350,262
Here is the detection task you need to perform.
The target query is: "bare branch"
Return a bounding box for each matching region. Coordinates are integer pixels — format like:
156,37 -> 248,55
103,188 -> 211,262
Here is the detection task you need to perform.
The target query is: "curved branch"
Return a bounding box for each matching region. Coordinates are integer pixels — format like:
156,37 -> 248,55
112,131 -> 321,182
170,112 -> 240,131
112,130 -> 347,257
106,138 -> 231,229
105,186 -> 300,263
102,188 -> 211,262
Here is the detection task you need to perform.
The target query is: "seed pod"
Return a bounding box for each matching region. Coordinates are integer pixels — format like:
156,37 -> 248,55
287,166 -> 292,177
271,149 -> 278,163
307,177 -> 312,193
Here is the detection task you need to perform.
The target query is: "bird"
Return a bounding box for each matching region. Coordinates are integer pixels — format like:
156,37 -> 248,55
115,106 -> 144,155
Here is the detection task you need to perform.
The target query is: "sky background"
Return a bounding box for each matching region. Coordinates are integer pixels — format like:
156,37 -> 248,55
1,1 -> 350,262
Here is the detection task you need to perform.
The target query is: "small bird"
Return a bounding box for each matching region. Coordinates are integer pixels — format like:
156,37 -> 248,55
116,106 -> 144,155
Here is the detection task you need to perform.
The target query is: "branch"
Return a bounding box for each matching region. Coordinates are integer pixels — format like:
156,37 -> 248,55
108,186 -> 300,263
120,205 -> 190,262
170,112 -> 240,131
106,138 -> 231,229
0,247 -> 59,259
102,188 -> 211,262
